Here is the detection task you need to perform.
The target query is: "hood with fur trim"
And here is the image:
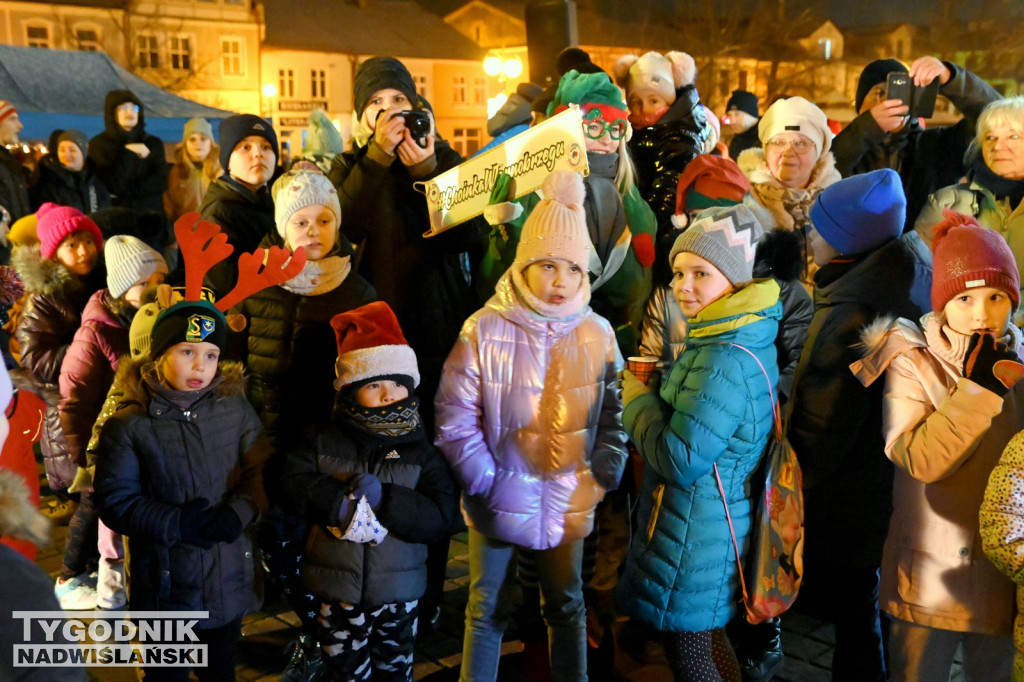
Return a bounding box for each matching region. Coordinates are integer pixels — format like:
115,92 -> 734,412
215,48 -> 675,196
107,355 -> 248,417
0,469 -> 50,546
11,243 -> 80,297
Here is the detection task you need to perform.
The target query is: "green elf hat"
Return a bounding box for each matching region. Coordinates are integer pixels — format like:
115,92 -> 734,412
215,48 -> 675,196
548,70 -> 629,124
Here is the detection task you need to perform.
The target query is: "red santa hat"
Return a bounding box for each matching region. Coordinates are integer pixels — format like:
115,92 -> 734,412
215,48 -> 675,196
330,302 -> 420,390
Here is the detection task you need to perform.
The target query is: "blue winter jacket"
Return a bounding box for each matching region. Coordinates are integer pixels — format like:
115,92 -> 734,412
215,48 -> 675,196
619,279 -> 781,633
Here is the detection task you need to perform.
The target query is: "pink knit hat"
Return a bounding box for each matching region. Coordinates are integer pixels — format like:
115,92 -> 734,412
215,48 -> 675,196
513,171 -> 591,272
35,203 -> 104,259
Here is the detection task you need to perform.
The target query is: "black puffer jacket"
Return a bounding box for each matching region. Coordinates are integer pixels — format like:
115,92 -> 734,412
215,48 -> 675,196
787,232 -> 932,563
94,359 -> 271,628
234,234 -> 376,448
0,146 -> 30,222
88,90 -> 168,216
12,245 -> 103,490
199,176 -> 276,297
283,416 -> 457,606
30,155 -> 111,214
831,62 -> 1000,231
328,138 -> 484,429
627,84 -> 711,229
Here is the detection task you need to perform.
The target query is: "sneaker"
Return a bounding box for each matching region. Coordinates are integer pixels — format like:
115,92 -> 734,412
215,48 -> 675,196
96,562 -> 127,610
40,498 -> 78,526
55,573 -> 98,610
279,634 -> 326,682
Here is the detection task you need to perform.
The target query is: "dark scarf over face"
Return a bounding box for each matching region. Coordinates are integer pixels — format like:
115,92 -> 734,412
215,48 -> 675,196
337,394 -> 424,443
583,151 -> 626,265
973,154 -> 1024,210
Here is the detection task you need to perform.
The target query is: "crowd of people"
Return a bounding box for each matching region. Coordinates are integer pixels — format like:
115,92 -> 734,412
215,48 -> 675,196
1,43 -> 1024,682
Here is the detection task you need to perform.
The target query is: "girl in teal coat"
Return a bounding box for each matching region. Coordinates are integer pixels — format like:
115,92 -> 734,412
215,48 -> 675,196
619,204 -> 780,681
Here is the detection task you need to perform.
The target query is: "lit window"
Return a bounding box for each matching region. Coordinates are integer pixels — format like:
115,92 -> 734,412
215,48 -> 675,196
311,69 -> 326,98
169,35 -> 192,71
221,38 -> 243,76
413,75 -> 428,98
137,35 -> 159,68
279,69 -> 294,98
452,127 -> 483,156
26,25 -> 50,49
76,28 -> 101,52
453,76 -> 466,105
473,77 -> 486,106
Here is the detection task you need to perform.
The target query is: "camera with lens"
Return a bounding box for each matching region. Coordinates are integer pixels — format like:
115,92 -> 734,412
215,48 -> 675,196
394,110 -> 431,148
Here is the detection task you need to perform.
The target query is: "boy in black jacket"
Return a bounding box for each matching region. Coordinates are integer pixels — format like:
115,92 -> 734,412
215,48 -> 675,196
284,301 -> 456,681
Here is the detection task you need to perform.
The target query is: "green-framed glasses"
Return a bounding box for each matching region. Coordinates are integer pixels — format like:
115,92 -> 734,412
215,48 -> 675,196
583,118 -> 627,141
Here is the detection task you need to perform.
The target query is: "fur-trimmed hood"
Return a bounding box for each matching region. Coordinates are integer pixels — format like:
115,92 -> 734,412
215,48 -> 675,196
108,355 -> 248,417
753,228 -> 805,282
736,147 -> 841,190
10,244 -> 78,297
0,469 -> 49,546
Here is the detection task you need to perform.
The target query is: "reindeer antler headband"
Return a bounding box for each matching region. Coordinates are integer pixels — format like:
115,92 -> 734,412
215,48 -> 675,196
149,213 -> 306,358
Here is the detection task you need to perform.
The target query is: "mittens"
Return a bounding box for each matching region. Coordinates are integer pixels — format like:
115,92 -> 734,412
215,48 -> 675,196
348,473 -> 383,509
178,498 -> 214,549
964,332 -> 1024,396
202,505 -> 243,543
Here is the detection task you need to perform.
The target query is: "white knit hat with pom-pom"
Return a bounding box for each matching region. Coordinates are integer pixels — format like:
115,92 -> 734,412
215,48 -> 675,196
613,51 -> 696,104
514,171 -> 591,272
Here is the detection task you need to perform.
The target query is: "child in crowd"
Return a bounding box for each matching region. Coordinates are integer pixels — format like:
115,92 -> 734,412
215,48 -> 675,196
479,69 -> 657,357
58,235 -> 167,610
12,203 -> 105,607
788,170 -> 932,682
619,204 -> 780,682
200,114 -> 279,295
435,171 -> 627,682
282,300 -> 456,681
613,50 -> 710,234
93,217 -> 301,681
164,117 -> 221,224
855,210 -> 1023,681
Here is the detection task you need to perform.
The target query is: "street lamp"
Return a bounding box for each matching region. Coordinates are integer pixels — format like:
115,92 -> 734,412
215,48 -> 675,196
483,53 -> 525,118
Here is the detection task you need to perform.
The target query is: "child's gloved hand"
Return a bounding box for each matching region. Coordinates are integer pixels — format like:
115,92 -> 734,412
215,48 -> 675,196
178,498 -> 214,549
348,473 -> 383,509
964,332 -> 1024,396
201,505 -> 243,543
619,369 -> 661,407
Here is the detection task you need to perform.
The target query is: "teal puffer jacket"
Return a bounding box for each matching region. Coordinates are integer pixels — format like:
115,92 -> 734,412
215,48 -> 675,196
618,280 -> 781,633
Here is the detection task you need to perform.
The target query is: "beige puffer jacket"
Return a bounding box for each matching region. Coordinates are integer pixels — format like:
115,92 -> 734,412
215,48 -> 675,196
853,313 -> 1024,635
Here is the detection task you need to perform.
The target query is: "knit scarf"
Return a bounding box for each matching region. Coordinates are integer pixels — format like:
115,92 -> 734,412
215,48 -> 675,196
972,155 -> 1024,210
583,152 -> 627,265
279,254 -> 351,296
338,395 -> 424,441
510,265 -> 589,319
142,363 -> 222,411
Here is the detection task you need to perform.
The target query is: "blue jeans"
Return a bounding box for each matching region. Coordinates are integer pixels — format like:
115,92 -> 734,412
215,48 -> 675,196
460,528 -> 586,682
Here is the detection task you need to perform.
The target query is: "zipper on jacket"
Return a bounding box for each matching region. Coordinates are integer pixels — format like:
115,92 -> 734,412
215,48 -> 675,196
646,483 -> 665,544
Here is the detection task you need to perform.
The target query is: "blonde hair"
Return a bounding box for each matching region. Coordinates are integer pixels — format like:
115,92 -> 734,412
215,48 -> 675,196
968,96 -> 1024,162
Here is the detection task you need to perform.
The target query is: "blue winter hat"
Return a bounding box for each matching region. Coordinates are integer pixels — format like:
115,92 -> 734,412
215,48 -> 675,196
810,169 -> 905,256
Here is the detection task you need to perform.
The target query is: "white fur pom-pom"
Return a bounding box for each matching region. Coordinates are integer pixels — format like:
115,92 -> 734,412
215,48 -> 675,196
542,171 -> 586,210
613,54 -> 639,88
666,51 -> 697,88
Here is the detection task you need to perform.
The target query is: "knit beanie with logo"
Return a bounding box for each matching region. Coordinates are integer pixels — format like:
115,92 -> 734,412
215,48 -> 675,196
330,301 -> 419,391
150,299 -> 227,359
726,90 -> 760,118
809,169 -> 904,256
758,96 -> 833,157
218,114 -> 278,170
669,204 -> 764,285
104,235 -> 169,299
514,171 -> 591,273
36,202 -> 104,259
271,169 -> 341,239
930,209 -> 1020,312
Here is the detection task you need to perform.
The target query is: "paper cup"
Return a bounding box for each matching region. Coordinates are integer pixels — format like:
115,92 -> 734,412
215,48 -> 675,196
627,356 -> 658,385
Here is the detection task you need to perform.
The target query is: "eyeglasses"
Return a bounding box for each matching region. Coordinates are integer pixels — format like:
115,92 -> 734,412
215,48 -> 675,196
765,137 -> 815,153
116,103 -> 140,113
583,119 -> 627,141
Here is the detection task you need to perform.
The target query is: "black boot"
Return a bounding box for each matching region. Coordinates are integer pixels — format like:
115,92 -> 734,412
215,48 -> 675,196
727,616 -> 784,682
280,633 -> 326,682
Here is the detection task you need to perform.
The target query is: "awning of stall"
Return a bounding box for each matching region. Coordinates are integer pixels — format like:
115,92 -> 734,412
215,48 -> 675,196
0,44 -> 237,142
